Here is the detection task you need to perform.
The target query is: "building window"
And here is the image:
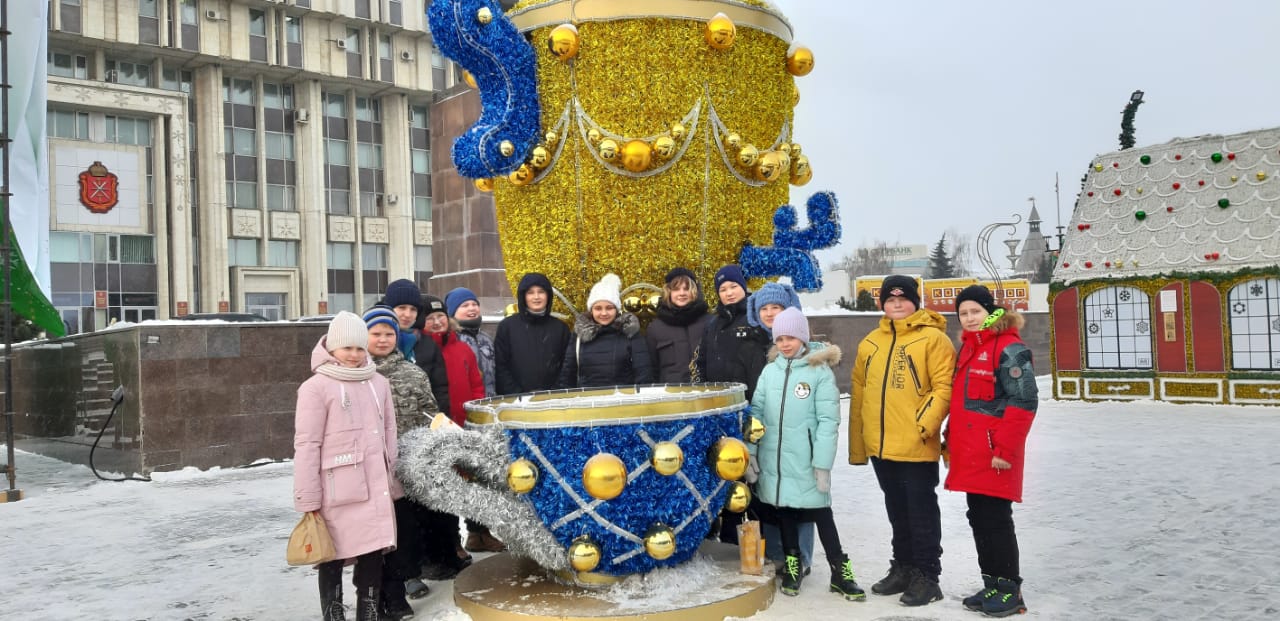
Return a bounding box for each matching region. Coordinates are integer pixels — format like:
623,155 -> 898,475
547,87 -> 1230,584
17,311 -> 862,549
355,97 -> 385,217
120,235 -> 156,263
430,46 -> 446,88
105,59 -> 152,87
245,292 -> 287,320
60,0 -> 82,35
1083,286 -> 1153,369
355,0 -> 371,20
327,242 -> 355,313
48,51 -> 88,79
414,245 -> 433,272
345,28 -> 363,78
267,240 -> 299,267
282,14 -> 302,68
1228,278 -> 1280,370
178,0 -> 199,51
228,239 -> 259,267
263,82 -> 297,211
50,232 -> 158,333
104,114 -> 155,207
139,0 -> 160,45
377,33 -> 393,83
223,77 -> 258,210
389,0 -> 403,26
410,105 -> 431,221
361,243 -> 388,309
49,108 -> 89,140
248,9 -> 268,62
160,68 -> 193,94
323,91 -> 350,215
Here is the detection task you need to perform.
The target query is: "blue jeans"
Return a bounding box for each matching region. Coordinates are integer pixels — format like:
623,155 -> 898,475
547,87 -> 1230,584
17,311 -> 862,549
763,520 -> 814,568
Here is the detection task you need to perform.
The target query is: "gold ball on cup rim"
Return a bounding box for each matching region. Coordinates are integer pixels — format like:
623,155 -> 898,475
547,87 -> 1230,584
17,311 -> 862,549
650,441 -> 685,476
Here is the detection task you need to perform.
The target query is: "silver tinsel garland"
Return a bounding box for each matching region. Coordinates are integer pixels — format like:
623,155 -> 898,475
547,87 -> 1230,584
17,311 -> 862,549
397,425 -> 570,572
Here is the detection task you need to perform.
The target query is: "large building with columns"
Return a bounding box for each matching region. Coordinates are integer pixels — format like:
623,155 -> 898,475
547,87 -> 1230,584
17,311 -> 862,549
45,0 -> 483,332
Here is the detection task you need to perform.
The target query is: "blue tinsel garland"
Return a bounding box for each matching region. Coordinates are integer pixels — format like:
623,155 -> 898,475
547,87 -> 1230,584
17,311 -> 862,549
427,0 -> 541,178
740,191 -> 843,291
506,408 -> 746,576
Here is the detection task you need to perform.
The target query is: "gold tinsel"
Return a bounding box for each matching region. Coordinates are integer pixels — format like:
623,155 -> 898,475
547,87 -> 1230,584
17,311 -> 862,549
494,12 -> 793,311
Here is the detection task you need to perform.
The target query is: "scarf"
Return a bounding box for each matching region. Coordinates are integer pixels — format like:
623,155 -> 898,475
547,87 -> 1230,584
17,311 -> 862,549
397,327 -> 418,362
655,297 -> 709,327
315,358 -> 377,382
456,317 -> 483,334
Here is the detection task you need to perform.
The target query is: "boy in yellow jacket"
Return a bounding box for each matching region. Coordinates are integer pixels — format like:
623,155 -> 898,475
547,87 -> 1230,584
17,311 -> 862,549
849,275 -> 955,607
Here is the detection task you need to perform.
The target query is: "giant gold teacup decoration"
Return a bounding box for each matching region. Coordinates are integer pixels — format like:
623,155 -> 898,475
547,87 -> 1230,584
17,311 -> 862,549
430,0 -> 832,308
396,383 -> 750,582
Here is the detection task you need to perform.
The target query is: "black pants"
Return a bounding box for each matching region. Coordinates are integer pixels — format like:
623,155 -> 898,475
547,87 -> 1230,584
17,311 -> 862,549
966,493 -> 1020,581
871,457 -> 942,579
319,551 -> 382,594
421,509 -> 463,565
382,498 -> 435,600
754,502 -> 845,563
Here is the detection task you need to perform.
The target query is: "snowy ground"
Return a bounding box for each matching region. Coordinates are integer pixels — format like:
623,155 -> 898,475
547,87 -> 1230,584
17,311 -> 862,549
3,376 -> 1278,621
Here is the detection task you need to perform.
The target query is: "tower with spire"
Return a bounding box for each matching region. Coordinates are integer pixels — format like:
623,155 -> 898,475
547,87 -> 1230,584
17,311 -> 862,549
1014,201 -> 1049,276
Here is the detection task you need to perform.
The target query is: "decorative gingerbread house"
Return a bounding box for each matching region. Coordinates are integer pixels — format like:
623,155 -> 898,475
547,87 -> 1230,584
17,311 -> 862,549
1050,127 -> 1280,404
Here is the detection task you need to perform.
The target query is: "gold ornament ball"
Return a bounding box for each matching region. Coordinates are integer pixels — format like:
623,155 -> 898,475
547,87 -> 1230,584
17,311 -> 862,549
568,536 -> 602,572
508,163 -> 534,186
776,151 -> 791,172
705,12 -> 736,50
621,140 -> 653,172
744,416 -> 765,444
755,151 -> 784,183
787,45 -> 815,76
623,296 -> 643,313
709,437 -> 750,480
582,453 -> 627,500
792,155 -> 811,176
529,145 -> 551,169
791,167 -> 813,186
725,133 -> 742,150
462,70 -> 477,89
653,135 -> 676,159
499,140 -> 515,157
506,458 -> 539,494
670,122 -> 687,141
737,144 -> 760,168
474,177 -> 495,193
790,143 -> 802,156
792,84 -> 801,107
650,441 -> 685,476
778,143 -> 792,155
476,6 -> 493,25
646,293 -> 661,310
644,524 -> 677,560
547,24 -> 580,62
726,481 -> 752,513
1258,171 -> 1268,181
599,138 -> 619,161
545,130 -> 558,145
504,303 -> 519,316
587,128 -> 602,144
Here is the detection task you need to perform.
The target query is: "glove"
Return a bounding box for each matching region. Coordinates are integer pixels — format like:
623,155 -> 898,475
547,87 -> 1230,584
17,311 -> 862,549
745,455 -> 760,484
815,468 -> 830,493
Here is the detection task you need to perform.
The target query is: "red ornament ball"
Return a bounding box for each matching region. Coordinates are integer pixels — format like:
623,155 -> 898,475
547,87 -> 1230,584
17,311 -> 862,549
1063,263 -> 1070,268
1167,206 -> 1174,212
1228,152 -> 1236,160
1175,154 -> 1183,160
1112,162 -> 1119,168
1172,182 -> 1181,190
1204,254 -> 1212,260
1114,188 -> 1122,196
1105,261 -> 1112,267
1198,180 -> 1205,186
1085,261 -> 1094,268
1212,252 -> 1220,260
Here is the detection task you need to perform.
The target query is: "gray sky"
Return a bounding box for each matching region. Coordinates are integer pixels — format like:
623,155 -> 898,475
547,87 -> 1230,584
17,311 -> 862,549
772,0 -> 1280,267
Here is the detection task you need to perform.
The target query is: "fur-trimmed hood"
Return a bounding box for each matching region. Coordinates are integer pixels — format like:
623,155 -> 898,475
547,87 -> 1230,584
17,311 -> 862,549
766,341 -> 842,368
574,312 -> 641,342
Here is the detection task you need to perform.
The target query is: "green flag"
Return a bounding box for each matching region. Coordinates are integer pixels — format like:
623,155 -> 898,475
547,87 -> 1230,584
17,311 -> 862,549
1,202 -> 63,337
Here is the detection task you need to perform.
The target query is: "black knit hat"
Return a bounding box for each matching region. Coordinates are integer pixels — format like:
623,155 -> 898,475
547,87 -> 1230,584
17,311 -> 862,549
665,267 -> 697,285
955,285 -> 1001,314
421,294 -> 447,317
879,275 -> 920,310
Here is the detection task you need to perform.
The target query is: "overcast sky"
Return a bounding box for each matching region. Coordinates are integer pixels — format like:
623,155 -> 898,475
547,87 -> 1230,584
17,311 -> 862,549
772,0 -> 1280,267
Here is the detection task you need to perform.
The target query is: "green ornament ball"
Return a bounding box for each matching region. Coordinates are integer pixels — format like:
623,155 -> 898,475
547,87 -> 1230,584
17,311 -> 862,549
1135,210 -> 1146,220
1140,155 -> 1151,165
1218,198 -> 1230,208
1211,152 -> 1223,163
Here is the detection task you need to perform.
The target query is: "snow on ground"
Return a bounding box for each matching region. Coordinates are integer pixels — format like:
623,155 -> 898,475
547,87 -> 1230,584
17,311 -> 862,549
3,376 -> 1278,620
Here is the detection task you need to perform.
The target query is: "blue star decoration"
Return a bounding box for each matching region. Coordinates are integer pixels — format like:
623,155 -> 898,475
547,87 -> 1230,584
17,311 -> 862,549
739,191 -> 842,291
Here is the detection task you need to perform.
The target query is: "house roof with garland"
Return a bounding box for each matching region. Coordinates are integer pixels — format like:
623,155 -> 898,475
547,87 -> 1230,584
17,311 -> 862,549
1053,126 -> 1280,286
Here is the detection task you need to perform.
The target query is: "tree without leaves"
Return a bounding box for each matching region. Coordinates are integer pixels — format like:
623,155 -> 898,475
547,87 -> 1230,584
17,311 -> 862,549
945,228 -> 973,277
834,240 -> 896,278
926,234 -> 956,279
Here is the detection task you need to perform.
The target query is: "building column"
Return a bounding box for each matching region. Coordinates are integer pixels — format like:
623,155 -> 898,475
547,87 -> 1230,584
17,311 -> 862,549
193,64 -> 229,312
382,93 -> 413,279
296,79 -> 328,315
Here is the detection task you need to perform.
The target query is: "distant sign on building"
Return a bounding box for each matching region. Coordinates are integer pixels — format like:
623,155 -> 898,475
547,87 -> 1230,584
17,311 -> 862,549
854,275 -> 1030,312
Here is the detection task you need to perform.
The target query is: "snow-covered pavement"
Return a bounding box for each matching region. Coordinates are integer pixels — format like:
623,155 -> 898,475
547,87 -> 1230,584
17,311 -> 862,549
3,378 -> 1278,620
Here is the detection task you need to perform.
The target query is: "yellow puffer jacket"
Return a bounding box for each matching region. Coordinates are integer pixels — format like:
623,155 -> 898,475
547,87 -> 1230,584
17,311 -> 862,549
849,308 -> 955,464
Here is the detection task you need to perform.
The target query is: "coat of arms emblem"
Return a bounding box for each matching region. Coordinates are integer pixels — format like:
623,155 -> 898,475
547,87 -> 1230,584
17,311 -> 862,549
78,161 -> 120,214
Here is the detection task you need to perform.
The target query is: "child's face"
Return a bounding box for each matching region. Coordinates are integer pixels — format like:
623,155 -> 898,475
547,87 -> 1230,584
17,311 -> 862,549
669,281 -> 694,307
423,312 -> 450,334
393,304 -> 418,330
525,286 -> 549,313
957,301 -> 990,332
883,296 -> 915,320
331,346 -> 367,368
590,301 -> 618,326
367,323 -> 397,357
758,303 -> 785,329
453,299 -> 482,321
775,335 -> 804,358
718,281 -> 745,305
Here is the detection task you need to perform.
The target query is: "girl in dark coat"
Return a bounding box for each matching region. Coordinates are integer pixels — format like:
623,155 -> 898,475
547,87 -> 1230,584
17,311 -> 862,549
947,285 -> 1036,618
694,264 -> 764,398
558,273 -> 653,388
646,267 -> 711,383
494,273 -> 572,394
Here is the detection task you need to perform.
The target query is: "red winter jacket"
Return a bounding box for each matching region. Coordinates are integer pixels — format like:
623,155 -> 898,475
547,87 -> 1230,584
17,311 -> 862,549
944,313 -> 1037,502
428,324 -> 486,425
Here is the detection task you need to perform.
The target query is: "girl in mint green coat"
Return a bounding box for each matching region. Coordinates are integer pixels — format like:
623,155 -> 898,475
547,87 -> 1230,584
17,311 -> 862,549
749,307 -> 864,601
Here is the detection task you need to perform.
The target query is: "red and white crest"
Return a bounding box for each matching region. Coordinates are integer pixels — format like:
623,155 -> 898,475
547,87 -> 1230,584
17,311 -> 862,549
78,161 -> 120,214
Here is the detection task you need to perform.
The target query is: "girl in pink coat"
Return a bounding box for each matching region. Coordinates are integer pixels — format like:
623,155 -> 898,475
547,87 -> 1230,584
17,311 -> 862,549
293,311 -> 400,621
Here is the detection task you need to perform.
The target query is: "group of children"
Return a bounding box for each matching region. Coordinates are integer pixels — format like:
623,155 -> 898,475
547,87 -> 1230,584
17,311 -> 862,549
293,268 -> 1036,620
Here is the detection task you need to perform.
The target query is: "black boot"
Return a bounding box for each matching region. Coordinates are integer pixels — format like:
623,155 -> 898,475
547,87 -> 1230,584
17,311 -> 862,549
380,586 -> 415,620
828,555 -> 866,601
963,574 -> 998,611
355,585 -> 380,621
899,567 -> 943,607
870,559 -> 912,595
779,549 -> 804,596
982,577 -> 1027,617
318,563 -> 347,621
